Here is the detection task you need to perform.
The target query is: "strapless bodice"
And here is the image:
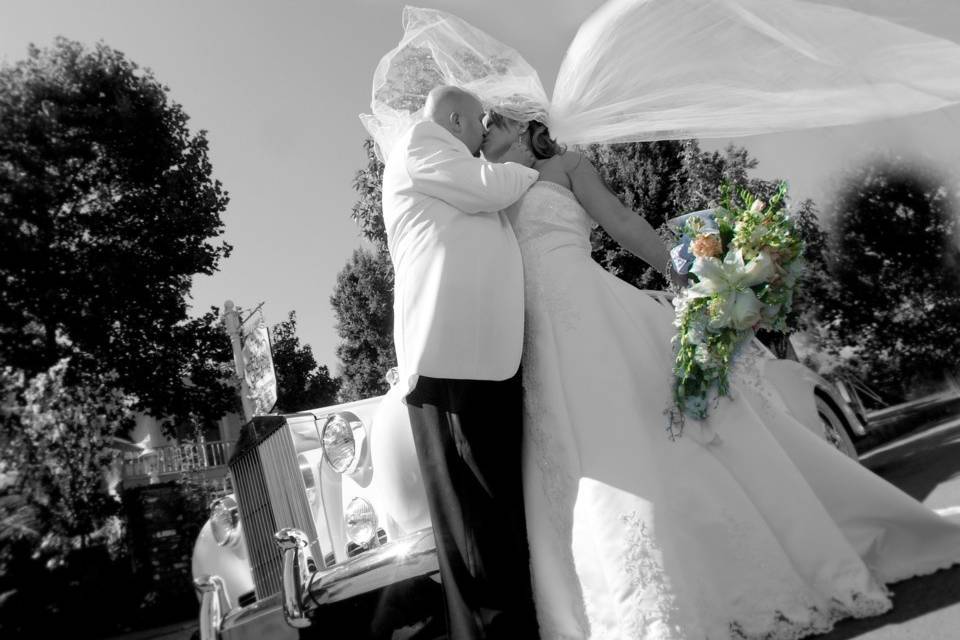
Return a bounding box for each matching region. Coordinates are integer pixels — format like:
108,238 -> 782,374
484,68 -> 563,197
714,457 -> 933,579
507,181 -> 594,256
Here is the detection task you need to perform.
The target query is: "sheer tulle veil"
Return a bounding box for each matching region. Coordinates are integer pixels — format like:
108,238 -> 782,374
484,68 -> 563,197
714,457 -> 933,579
361,0 -> 960,159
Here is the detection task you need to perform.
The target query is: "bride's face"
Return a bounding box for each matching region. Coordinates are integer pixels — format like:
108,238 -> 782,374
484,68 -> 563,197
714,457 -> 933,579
481,112 -> 523,161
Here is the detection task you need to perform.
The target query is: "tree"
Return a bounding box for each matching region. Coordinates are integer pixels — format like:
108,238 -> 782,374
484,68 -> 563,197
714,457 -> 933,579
818,155 -> 960,401
270,311 -> 340,412
783,198 -> 833,337
351,138 -> 388,251
331,248 -> 396,401
0,359 -> 132,551
148,307 -> 238,439
0,38 -> 234,432
333,139 -> 396,401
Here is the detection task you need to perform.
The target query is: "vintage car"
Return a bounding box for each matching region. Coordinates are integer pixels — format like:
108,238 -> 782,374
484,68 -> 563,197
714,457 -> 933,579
191,292 -> 864,640
191,378 -> 444,640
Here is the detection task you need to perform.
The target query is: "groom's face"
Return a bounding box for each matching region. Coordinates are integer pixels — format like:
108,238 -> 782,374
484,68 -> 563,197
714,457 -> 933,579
481,112 -> 519,162
454,97 -> 487,157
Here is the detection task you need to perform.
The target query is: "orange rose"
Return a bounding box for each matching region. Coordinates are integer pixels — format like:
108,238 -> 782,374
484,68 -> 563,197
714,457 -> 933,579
691,233 -> 723,259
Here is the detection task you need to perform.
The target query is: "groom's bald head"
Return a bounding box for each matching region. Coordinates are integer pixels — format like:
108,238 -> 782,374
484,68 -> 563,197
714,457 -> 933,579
424,86 -> 486,156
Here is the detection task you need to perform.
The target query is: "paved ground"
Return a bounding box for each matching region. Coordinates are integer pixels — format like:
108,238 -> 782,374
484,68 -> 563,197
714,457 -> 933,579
812,416 -> 960,640
111,416 -> 960,640
103,619 -> 195,640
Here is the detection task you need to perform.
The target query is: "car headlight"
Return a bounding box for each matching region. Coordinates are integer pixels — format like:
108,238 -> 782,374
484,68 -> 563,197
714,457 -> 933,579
209,496 -> 240,547
321,412 -> 364,474
344,497 -> 378,547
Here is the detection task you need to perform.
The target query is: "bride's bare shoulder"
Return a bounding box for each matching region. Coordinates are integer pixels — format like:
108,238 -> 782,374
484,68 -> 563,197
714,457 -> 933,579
560,150 -> 599,176
535,150 -> 591,189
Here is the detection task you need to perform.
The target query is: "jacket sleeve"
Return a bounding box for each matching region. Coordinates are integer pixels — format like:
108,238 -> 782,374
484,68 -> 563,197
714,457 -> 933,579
405,123 -> 539,214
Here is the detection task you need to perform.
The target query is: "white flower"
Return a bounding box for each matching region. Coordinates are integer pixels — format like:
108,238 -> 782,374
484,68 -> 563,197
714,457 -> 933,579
687,250 -> 777,330
714,288 -> 763,330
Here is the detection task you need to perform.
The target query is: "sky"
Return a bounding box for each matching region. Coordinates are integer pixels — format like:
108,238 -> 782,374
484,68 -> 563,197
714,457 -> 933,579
3,0 -> 960,373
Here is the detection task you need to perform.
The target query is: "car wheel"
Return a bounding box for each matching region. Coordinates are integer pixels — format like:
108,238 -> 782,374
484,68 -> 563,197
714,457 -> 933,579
815,393 -> 859,460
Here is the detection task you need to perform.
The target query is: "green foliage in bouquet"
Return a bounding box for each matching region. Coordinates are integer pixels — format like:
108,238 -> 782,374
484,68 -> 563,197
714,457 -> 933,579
670,182 -> 804,435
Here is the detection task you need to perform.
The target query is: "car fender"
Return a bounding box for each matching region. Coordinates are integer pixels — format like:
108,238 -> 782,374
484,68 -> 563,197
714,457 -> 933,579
361,385 -> 430,537
191,517 -> 255,609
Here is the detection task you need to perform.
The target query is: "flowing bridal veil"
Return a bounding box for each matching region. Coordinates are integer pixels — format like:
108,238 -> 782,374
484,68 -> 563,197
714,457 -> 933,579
362,0 -> 960,156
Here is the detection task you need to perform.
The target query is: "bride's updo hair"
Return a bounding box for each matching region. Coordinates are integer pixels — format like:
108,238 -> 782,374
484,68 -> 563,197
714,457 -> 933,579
487,111 -> 564,160
527,120 -> 564,160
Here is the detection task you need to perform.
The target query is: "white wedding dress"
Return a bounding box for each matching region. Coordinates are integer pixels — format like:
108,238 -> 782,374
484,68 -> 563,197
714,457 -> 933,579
510,180 -> 960,640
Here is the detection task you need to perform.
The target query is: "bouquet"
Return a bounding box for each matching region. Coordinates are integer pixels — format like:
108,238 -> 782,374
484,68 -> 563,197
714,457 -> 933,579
668,182 -> 804,434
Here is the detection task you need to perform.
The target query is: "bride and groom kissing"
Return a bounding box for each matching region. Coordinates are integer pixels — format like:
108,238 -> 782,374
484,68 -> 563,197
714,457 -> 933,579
369,4 -> 960,639
380,83 -> 960,640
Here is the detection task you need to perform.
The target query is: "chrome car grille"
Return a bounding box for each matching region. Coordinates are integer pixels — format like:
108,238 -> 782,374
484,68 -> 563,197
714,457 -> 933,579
229,416 -> 322,600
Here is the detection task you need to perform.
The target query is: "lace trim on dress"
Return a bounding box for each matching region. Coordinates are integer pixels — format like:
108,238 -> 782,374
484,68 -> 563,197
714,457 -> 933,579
522,332 -> 591,639
726,589 -> 892,640
515,200 -> 587,336
619,511 -> 687,639
612,507 -> 893,640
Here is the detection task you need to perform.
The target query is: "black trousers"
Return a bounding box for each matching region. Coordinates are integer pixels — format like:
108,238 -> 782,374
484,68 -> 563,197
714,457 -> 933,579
405,371 -> 538,640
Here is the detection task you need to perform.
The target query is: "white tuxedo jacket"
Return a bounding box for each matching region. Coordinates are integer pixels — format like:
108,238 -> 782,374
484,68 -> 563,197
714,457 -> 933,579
382,121 -> 539,392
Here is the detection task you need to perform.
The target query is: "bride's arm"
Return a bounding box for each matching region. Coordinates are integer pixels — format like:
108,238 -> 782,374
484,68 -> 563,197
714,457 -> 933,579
565,151 -> 671,276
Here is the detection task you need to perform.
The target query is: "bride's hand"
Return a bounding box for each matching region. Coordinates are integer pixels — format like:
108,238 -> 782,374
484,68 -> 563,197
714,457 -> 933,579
499,141 -> 536,167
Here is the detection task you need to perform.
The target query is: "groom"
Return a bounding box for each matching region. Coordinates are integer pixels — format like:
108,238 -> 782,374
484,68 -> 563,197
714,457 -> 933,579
381,85 -> 540,639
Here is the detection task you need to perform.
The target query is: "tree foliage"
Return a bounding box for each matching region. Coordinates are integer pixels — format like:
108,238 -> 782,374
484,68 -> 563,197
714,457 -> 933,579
0,360 -> 132,552
270,311 -> 340,412
0,38 -> 234,432
585,140 -> 738,290
819,156 -> 960,401
351,138 -> 388,251
331,248 -> 396,401
153,307 -> 238,439
334,140 -> 396,401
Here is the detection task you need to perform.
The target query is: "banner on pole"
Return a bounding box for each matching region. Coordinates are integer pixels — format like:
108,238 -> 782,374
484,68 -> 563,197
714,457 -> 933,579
241,315 -> 277,416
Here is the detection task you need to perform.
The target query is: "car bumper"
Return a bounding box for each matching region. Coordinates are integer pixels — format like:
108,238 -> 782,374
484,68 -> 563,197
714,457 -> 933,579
219,593 -> 297,640
305,526 -> 439,607
212,528 -> 439,638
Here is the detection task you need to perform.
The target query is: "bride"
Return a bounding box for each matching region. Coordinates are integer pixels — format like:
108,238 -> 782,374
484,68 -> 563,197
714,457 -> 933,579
363,2 -> 960,638
481,107 -> 960,639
